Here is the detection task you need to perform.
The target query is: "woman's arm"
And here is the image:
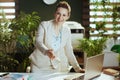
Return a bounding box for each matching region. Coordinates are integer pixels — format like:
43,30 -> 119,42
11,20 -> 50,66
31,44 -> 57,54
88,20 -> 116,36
64,27 -> 83,72
35,21 -> 55,59
35,22 -> 49,55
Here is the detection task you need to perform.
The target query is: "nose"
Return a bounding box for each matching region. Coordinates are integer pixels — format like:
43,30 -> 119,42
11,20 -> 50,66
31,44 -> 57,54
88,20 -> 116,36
59,15 -> 63,20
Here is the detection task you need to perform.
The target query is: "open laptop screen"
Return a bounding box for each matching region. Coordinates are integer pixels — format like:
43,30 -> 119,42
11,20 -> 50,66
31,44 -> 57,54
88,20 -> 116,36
84,53 -> 104,80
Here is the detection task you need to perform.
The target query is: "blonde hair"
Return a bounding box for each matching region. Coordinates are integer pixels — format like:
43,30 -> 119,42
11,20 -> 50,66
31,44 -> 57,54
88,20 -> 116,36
56,1 -> 71,16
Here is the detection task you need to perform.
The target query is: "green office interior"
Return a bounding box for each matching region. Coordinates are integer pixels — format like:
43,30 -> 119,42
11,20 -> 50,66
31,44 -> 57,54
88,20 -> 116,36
0,0 -> 90,72
18,0 -> 85,69
1,0 -> 119,72
18,0 -> 120,72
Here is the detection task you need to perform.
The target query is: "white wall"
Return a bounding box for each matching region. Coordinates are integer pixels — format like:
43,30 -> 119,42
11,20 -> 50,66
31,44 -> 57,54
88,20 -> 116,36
103,51 -> 119,67
103,38 -> 120,67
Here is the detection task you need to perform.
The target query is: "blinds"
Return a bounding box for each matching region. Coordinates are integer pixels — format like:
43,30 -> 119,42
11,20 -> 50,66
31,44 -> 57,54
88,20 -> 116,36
0,0 -> 15,19
89,0 -> 120,39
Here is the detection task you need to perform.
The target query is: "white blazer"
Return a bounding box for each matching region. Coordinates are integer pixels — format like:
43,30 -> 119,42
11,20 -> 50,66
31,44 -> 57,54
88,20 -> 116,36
29,20 -> 81,72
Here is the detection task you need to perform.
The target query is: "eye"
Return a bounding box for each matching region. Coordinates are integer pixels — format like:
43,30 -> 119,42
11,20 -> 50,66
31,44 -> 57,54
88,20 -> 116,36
56,12 -> 60,15
63,14 -> 66,17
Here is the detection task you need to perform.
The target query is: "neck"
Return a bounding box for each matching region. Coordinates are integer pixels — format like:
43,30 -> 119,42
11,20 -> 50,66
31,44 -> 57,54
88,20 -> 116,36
53,21 -> 63,29
53,21 -> 63,36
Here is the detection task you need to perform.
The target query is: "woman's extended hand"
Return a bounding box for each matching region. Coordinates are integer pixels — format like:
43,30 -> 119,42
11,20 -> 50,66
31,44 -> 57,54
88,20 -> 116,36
46,49 -> 55,60
79,69 -> 85,73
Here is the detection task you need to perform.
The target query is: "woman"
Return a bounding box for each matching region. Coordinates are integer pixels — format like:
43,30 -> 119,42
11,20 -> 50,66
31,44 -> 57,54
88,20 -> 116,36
29,1 -> 84,73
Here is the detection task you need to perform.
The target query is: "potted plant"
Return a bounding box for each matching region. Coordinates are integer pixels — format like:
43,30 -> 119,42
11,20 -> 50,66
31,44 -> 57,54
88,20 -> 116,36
0,11 -> 40,72
78,37 -> 107,57
10,11 -> 40,72
10,11 -> 40,53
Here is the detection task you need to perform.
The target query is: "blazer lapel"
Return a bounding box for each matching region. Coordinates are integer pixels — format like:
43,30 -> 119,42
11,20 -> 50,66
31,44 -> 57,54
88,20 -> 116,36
60,27 -> 65,48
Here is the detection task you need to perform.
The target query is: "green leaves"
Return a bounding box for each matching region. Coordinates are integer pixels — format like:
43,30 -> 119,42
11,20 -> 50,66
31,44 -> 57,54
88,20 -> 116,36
0,11 -> 40,72
78,37 -> 107,57
9,11 -> 40,53
10,11 -> 40,36
0,52 -> 19,72
111,45 -> 120,54
0,10 -> 12,43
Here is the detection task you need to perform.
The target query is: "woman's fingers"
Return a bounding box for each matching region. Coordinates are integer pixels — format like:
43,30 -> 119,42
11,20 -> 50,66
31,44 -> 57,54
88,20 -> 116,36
79,69 -> 85,73
47,49 -> 55,59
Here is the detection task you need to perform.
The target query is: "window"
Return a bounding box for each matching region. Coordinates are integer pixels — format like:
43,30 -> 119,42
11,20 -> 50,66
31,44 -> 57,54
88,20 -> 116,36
90,0 -> 120,39
0,0 -> 16,19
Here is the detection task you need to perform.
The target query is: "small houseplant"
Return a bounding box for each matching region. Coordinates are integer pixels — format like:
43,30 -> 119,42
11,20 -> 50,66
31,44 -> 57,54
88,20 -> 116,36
78,37 -> 107,57
78,19 -> 108,57
0,11 -> 40,72
10,11 -> 40,72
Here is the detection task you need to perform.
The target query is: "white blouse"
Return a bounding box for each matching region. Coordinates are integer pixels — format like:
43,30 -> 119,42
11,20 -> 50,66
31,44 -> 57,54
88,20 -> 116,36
51,28 -> 62,52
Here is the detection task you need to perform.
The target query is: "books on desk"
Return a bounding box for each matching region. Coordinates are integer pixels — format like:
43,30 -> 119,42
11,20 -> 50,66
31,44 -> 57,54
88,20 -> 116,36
103,68 -> 119,76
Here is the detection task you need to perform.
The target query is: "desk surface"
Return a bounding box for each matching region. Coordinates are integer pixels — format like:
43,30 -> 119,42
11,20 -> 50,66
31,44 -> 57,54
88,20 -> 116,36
93,73 -> 115,80
0,72 -> 115,80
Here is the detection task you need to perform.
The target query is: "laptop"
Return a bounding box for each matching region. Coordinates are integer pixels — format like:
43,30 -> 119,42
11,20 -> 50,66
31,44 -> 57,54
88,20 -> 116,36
64,53 -> 104,80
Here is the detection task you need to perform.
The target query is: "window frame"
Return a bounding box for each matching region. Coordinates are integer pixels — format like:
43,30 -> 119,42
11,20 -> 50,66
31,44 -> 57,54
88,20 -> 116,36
0,0 -> 18,19
89,0 -> 120,39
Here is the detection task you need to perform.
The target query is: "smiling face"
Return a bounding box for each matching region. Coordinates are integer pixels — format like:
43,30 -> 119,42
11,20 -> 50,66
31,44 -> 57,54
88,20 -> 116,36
53,1 -> 71,25
54,7 -> 70,24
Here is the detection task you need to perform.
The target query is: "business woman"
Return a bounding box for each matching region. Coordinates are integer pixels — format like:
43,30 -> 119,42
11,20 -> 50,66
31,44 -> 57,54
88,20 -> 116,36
29,1 -> 84,73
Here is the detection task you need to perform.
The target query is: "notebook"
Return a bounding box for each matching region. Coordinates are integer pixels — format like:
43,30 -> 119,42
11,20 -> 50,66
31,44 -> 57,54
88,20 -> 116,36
64,53 -> 104,80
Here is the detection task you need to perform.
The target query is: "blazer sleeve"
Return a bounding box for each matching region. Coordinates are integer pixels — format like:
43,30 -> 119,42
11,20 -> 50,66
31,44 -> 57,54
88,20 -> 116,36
64,27 -> 81,72
35,21 -> 48,55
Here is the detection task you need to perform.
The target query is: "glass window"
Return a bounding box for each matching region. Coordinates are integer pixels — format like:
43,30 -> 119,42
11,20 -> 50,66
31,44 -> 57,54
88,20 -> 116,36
0,0 -> 15,19
90,0 -> 120,39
